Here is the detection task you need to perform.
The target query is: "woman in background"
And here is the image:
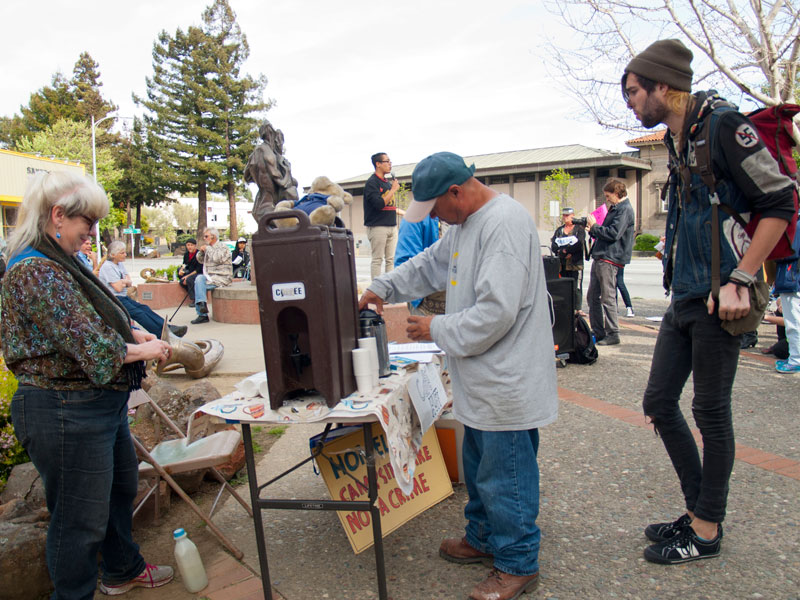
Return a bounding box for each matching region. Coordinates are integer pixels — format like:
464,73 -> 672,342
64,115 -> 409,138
98,241 -> 187,338
551,207 -> 586,309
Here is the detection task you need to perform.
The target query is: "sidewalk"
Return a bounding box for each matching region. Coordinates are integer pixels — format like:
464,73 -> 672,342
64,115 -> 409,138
127,298 -> 800,599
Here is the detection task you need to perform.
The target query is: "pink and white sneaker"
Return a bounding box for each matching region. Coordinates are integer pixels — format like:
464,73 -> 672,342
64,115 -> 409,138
99,564 -> 174,595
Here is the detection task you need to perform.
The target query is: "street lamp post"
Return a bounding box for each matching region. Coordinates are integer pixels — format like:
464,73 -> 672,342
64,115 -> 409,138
91,113 -> 133,262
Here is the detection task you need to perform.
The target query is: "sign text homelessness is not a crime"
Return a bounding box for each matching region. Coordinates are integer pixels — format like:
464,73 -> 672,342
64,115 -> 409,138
315,423 -> 453,553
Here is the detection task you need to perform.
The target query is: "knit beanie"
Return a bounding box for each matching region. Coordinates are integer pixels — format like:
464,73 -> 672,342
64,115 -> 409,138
625,39 -> 693,91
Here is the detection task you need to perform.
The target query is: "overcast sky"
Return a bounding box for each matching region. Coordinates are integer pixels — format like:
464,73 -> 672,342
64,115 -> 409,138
2,0 -> 636,191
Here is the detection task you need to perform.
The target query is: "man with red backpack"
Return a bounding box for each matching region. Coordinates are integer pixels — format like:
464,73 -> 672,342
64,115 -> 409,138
622,39 -> 796,565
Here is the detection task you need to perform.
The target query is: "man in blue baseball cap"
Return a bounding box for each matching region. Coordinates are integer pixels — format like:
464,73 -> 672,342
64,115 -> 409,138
359,151 -> 557,600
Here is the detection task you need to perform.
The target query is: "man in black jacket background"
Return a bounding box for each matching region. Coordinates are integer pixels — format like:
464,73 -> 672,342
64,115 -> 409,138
586,179 -> 635,345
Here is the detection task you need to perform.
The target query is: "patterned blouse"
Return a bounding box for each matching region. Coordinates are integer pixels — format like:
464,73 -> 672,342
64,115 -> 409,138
0,257 -> 128,391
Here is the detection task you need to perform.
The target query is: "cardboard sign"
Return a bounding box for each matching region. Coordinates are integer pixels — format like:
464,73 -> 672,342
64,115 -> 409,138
315,423 -> 454,554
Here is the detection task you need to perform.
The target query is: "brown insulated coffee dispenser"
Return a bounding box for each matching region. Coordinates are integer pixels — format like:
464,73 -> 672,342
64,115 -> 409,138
252,210 -> 359,409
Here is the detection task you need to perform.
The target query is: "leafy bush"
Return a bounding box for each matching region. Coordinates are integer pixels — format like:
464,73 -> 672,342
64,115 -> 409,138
177,233 -> 196,245
634,233 -> 659,252
0,356 -> 26,489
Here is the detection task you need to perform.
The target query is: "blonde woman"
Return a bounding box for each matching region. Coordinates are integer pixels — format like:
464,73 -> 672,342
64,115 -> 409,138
1,171 -> 174,597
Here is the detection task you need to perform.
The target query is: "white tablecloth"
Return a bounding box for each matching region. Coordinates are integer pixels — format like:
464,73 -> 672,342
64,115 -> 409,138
191,368 -> 425,494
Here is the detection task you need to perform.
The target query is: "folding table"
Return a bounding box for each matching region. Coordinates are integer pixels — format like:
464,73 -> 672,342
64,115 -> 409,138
192,367 -> 429,600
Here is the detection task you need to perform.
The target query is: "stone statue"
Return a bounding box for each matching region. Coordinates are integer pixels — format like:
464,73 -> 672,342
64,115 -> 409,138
244,121 -> 299,224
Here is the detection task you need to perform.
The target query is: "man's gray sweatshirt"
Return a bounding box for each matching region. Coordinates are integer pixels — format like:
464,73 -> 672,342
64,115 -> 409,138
368,194 -> 558,431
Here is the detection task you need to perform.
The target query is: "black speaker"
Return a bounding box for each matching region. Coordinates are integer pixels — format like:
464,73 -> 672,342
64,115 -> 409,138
542,255 -> 560,281
546,277 -> 575,354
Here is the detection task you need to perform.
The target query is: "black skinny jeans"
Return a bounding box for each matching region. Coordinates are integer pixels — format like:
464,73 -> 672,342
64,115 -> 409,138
642,298 -> 740,524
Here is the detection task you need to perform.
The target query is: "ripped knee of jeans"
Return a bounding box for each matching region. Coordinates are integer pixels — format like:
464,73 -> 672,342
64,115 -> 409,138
643,412 -> 662,437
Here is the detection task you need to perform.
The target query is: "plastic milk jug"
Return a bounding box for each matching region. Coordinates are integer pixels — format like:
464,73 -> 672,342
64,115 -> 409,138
173,528 -> 208,593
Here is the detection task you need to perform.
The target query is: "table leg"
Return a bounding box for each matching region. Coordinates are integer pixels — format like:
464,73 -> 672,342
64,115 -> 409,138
242,424 -> 273,600
362,423 -> 388,600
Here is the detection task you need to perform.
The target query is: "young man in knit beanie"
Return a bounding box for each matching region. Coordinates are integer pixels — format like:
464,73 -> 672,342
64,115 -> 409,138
621,40 -> 795,564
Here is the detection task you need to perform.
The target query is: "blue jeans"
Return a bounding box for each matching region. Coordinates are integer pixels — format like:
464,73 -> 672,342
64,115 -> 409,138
642,298 -> 739,523
462,426 -> 541,576
194,275 -> 216,315
779,292 -> 800,367
119,295 -> 165,337
11,386 -> 145,599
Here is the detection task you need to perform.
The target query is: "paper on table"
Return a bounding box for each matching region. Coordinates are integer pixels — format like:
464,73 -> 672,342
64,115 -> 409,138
394,353 -> 436,363
388,342 -> 442,354
407,362 -> 447,434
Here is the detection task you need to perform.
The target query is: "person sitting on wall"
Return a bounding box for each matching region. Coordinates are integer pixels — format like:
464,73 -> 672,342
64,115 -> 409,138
231,237 -> 250,279
192,228 -> 233,324
98,241 -> 188,338
178,238 -> 201,305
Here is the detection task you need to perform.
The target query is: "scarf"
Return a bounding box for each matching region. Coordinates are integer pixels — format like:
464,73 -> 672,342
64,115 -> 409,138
33,236 -> 147,390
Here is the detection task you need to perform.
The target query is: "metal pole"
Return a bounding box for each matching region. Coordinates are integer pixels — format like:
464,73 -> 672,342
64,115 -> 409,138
242,424 -> 273,600
91,115 -> 102,263
91,114 -> 132,263
363,422 -> 388,600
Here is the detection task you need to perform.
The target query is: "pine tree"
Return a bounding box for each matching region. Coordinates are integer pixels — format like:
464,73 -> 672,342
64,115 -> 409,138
137,0 -> 270,237
19,73 -> 77,137
137,28 -> 220,234
0,53 -> 117,148
71,52 -> 118,126
200,0 -> 270,239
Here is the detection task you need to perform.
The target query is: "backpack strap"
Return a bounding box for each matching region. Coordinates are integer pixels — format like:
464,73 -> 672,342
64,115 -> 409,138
692,115 -> 723,300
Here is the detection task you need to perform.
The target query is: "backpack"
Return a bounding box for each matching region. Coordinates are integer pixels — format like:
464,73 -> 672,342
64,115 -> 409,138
693,102 -> 799,261
567,314 -> 598,365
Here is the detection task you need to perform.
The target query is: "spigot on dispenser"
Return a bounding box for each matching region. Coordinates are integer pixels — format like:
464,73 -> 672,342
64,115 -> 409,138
288,333 -> 311,379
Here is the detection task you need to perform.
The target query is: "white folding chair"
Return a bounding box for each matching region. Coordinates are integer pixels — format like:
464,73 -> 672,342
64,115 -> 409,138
129,389 -> 253,559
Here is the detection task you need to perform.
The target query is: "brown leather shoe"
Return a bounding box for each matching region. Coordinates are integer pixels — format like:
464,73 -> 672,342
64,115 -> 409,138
439,537 -> 493,566
469,568 -> 539,600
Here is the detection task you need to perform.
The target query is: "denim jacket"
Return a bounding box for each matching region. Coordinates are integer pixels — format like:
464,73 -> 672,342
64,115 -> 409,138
662,92 -> 795,300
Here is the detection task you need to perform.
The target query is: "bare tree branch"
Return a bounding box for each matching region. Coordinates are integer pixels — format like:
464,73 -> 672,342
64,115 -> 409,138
542,0 -> 800,135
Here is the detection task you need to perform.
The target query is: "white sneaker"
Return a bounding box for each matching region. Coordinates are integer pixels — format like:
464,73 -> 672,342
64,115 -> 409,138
99,564 -> 174,595
625,307 -> 635,318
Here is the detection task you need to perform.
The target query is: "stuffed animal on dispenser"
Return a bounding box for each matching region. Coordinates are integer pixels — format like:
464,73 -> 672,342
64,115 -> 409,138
274,175 -> 353,227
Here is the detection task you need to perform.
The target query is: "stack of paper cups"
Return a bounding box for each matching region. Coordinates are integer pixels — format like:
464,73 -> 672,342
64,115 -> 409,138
235,371 -> 267,398
357,337 -> 380,387
352,348 -> 374,393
